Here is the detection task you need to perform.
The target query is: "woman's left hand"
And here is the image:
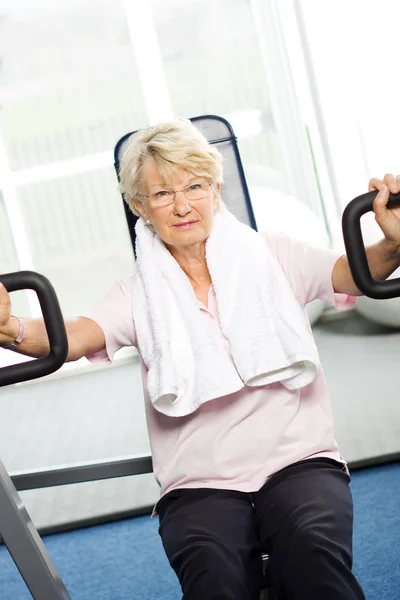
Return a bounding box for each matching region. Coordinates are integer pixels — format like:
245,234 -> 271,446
369,173 -> 400,248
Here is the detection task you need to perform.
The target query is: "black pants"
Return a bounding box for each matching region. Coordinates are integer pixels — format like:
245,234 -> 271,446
157,458 -> 366,600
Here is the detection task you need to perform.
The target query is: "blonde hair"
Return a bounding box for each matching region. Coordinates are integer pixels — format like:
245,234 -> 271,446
118,118 -> 224,215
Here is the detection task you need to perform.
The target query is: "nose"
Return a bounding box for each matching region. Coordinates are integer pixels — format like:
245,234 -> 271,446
173,190 -> 192,216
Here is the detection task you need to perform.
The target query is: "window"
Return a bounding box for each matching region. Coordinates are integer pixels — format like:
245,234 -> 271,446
0,0 -> 148,168
293,0 -> 400,209
17,168 -> 134,317
0,0 -> 146,329
153,0 -> 284,180
1,0 -> 326,372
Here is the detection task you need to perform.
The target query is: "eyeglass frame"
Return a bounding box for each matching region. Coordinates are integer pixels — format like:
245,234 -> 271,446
137,181 -> 213,206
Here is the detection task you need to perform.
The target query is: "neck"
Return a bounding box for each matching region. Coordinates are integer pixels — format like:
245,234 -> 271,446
167,242 -> 211,287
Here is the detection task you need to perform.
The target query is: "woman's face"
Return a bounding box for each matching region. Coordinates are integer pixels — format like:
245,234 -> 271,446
134,158 -> 220,250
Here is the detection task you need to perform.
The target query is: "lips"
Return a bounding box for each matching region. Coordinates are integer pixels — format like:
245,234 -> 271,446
173,220 -> 198,228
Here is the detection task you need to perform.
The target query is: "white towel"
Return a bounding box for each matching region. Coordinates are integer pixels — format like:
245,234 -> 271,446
131,210 -> 321,417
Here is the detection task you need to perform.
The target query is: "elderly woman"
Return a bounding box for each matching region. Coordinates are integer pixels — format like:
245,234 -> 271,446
1,118 -> 400,600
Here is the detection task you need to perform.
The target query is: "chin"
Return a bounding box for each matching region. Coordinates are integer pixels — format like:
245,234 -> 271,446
171,229 -> 208,246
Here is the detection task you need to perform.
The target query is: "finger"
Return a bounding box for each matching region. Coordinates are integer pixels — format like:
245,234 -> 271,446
0,283 -> 11,327
0,282 -> 11,304
396,175 -> 400,195
383,173 -> 400,194
368,177 -> 387,192
372,184 -> 390,216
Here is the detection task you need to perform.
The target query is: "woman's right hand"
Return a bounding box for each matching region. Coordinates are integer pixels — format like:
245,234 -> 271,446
0,282 -> 17,346
0,280 -> 106,360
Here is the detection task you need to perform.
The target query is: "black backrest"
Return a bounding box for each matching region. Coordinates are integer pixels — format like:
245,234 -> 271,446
114,114 -> 257,253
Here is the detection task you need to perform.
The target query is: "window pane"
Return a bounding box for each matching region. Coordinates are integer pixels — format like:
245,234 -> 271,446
0,191 -> 30,316
153,0 -> 284,181
17,168 -> 134,317
0,0 -> 147,169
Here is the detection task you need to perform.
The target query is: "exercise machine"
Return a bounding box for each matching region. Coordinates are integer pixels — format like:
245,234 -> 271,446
0,271 -> 71,598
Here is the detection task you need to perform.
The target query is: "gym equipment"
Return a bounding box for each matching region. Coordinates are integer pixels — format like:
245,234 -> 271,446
342,190 -> 400,327
0,274 -> 153,600
342,190 -> 400,299
0,271 -> 71,599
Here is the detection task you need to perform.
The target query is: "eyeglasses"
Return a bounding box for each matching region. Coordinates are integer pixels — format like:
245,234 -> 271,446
139,181 -> 212,207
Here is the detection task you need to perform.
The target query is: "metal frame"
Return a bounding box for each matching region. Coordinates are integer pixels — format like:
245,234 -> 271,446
0,459 -> 72,599
9,451 -> 400,496
11,455 -> 153,492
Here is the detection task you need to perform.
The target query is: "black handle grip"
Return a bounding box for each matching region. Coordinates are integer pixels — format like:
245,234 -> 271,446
342,190 -> 400,299
0,271 -> 68,387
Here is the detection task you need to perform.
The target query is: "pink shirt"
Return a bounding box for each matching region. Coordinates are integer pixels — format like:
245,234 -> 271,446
84,231 -> 356,501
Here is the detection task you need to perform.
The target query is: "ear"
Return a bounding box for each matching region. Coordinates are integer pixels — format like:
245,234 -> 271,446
213,183 -> 221,210
131,197 -> 148,220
